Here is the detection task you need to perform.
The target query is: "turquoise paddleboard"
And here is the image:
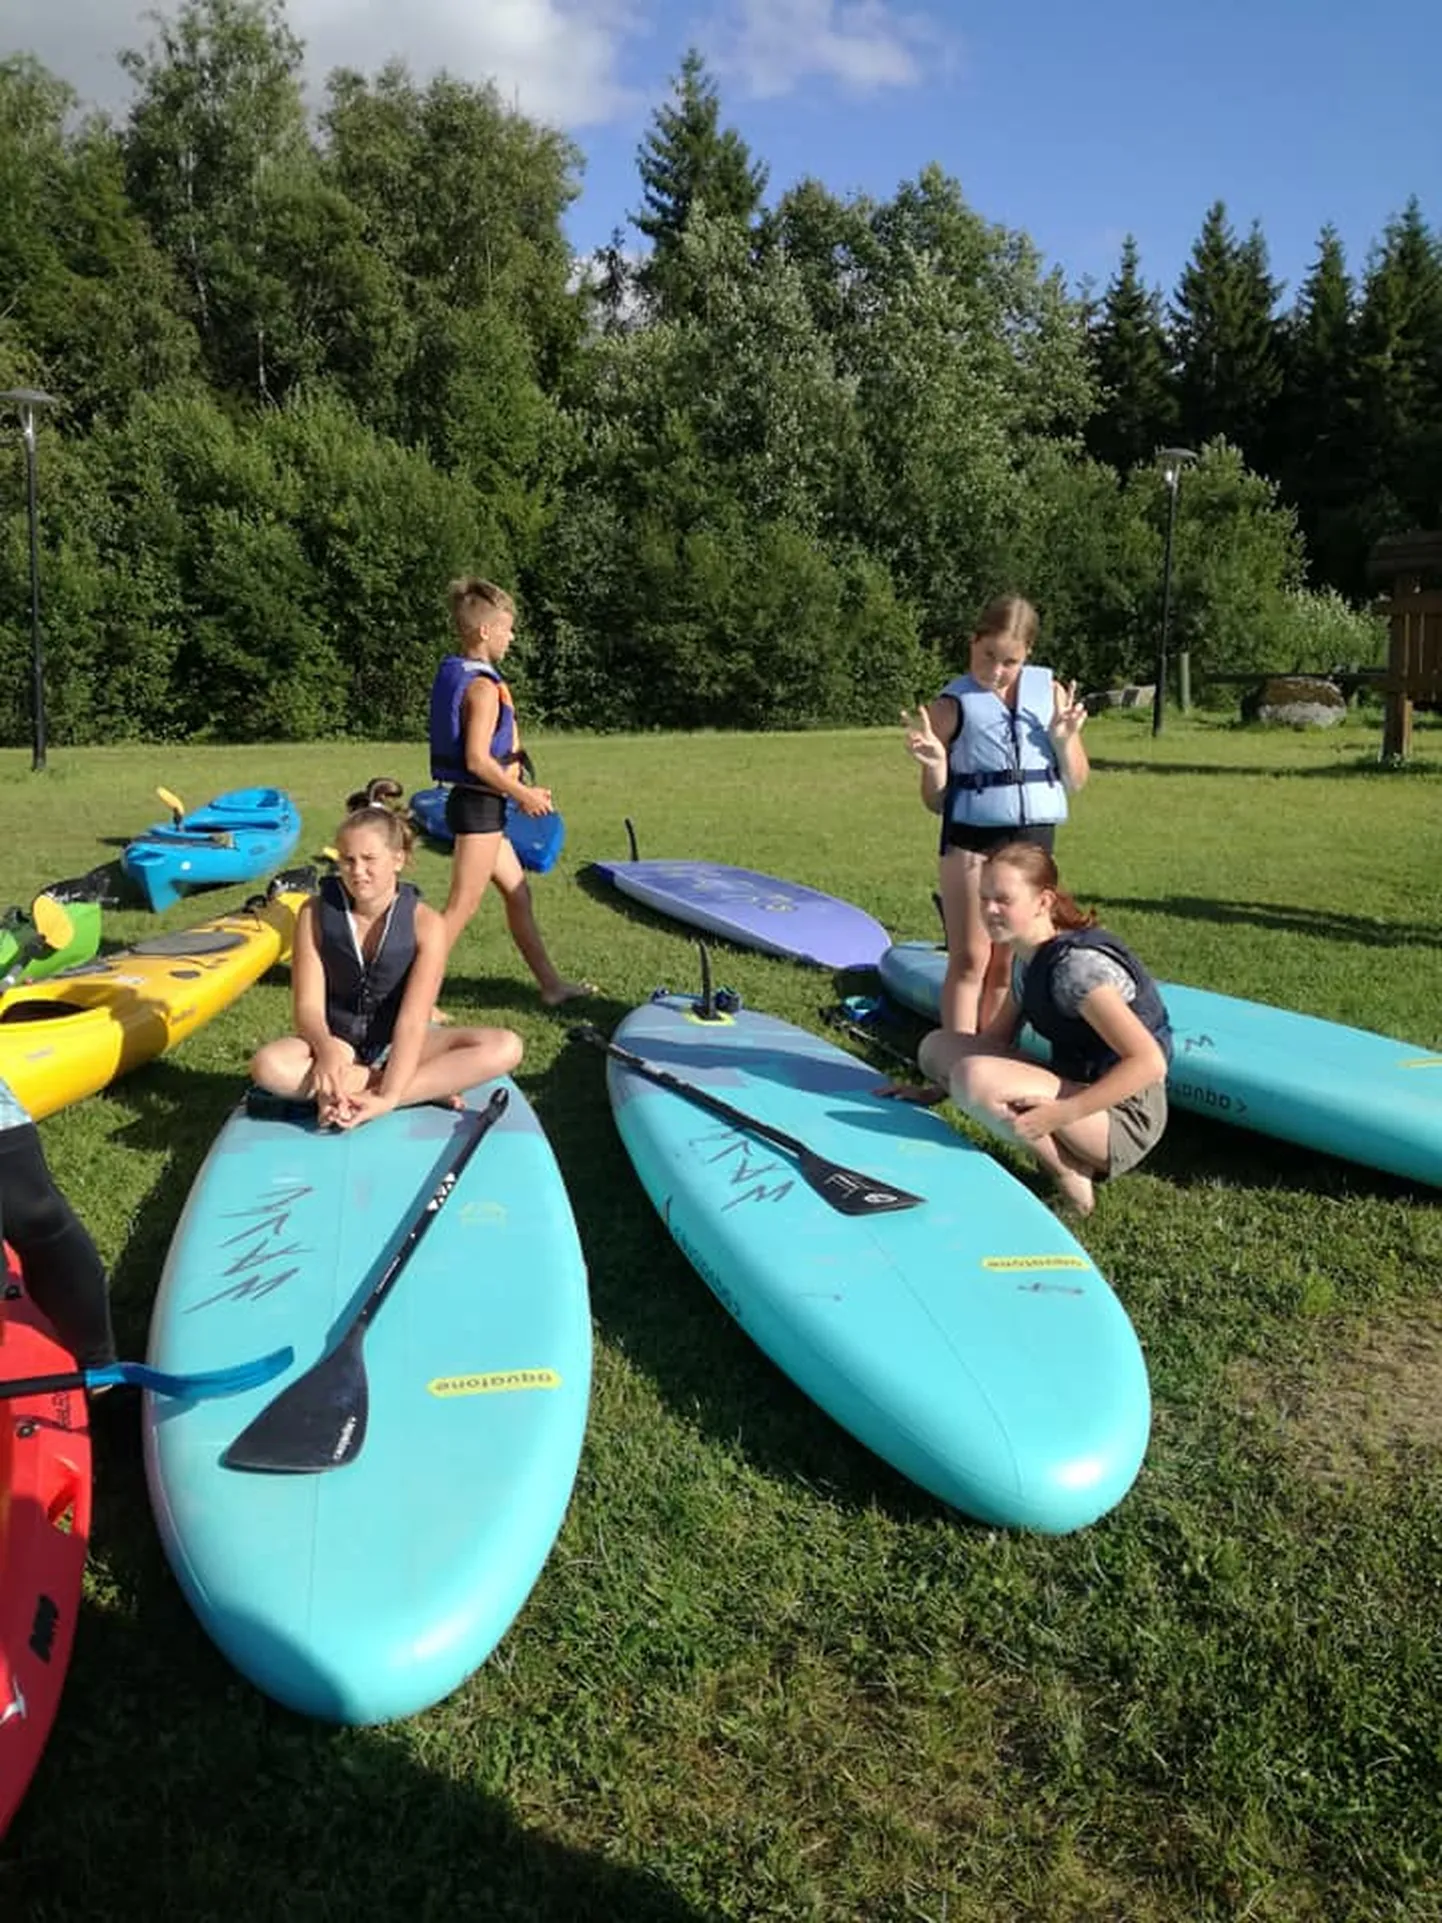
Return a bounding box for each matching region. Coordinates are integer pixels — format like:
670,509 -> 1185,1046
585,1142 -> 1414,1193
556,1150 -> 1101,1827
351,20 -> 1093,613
143,1082 -> 592,1724
603,996 -> 1151,1533
879,942 -> 1442,1189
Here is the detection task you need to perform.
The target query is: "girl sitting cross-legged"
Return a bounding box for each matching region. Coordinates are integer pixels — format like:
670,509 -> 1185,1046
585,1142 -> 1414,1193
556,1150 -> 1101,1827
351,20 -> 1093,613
249,782 -> 522,1131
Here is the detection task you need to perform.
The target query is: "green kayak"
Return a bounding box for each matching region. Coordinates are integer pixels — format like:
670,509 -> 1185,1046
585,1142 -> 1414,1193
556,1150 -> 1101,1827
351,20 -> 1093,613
0,898 -> 103,985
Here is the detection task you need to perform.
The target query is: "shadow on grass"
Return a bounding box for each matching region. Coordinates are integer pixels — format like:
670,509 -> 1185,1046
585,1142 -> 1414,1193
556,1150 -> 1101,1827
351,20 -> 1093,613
1089,893 -> 1442,952
1085,753 -> 1435,779
8,1447 -> 721,1921
1132,1108 -> 1432,1208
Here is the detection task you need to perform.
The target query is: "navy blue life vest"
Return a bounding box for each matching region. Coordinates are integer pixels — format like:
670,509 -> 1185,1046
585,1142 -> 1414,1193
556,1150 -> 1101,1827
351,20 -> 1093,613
317,875 -> 419,1060
941,666 -> 1068,830
1018,927 -> 1173,1085
429,656 -> 517,788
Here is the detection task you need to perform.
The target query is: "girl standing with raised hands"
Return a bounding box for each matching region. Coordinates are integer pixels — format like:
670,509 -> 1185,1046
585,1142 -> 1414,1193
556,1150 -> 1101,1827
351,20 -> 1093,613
249,783 -> 521,1130
918,842 -> 1172,1216
904,595 -> 1089,1036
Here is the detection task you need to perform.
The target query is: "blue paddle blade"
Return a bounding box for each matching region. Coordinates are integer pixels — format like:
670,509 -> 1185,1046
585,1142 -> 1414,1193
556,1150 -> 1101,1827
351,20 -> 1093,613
108,1346 -> 295,1400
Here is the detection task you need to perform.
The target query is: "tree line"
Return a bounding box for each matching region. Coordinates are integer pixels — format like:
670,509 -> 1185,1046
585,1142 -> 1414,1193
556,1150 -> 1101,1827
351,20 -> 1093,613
0,3 -> 1424,745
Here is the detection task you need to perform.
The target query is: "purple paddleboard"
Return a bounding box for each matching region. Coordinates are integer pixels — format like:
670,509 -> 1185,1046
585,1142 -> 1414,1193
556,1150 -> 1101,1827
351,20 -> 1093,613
589,857 -> 889,970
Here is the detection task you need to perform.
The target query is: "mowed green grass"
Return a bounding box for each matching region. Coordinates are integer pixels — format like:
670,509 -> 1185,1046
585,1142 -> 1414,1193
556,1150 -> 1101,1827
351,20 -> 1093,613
1,708 -> 1440,1923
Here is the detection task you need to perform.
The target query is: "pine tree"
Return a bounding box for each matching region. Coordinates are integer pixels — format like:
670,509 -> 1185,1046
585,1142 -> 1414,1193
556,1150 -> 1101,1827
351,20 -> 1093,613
632,49 -> 767,316
1171,202 -> 1283,466
1084,234 -> 1178,471
1354,197 -> 1442,535
1277,225 -> 1362,587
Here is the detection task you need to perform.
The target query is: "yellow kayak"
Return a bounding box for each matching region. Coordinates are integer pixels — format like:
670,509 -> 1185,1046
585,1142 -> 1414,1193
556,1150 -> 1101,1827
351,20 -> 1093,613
0,885 -> 309,1122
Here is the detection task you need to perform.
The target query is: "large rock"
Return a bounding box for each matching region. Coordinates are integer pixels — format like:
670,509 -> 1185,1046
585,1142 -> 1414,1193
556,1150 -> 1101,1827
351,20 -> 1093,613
1240,675 -> 1347,728
1085,683 -> 1155,713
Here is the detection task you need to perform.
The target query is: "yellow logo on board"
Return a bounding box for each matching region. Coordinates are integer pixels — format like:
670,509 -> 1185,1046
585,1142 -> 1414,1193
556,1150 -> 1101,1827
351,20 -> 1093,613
1397,1057 -> 1442,1071
428,1369 -> 561,1398
982,1255 -> 1092,1272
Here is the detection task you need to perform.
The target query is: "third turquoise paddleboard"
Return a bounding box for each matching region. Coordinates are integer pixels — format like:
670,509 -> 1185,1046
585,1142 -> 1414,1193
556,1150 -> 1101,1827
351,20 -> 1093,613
879,941 -> 1442,1189
600,995 -> 1150,1533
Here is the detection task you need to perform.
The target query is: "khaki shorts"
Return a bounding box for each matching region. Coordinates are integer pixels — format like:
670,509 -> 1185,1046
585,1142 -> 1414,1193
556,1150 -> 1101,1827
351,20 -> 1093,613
1105,1079 -> 1168,1179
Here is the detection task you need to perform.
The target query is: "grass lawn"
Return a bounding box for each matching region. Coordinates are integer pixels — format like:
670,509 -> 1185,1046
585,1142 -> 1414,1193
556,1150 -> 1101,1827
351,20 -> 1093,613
2,707 -> 1440,1922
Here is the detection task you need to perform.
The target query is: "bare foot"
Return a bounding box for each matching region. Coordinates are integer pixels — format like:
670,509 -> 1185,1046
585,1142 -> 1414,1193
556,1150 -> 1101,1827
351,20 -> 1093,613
1053,1164 -> 1096,1216
541,979 -> 598,1007
429,1006 -> 453,1025
874,1080 -> 948,1106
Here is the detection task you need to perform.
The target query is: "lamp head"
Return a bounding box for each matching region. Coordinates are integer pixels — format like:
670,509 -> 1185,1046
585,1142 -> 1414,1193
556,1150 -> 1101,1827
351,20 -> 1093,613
0,387 -> 59,447
1156,444 -> 1198,488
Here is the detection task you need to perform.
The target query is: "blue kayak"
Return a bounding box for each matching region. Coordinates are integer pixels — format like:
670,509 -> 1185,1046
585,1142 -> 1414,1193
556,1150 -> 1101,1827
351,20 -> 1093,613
408,784 -> 565,874
602,994 -> 1150,1532
878,941 -> 1442,1189
143,1079 -> 592,1724
122,787 -> 301,911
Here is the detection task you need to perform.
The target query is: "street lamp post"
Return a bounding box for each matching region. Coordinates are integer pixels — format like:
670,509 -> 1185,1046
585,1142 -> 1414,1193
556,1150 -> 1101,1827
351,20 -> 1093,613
1151,445 -> 1197,737
1,386 -> 59,771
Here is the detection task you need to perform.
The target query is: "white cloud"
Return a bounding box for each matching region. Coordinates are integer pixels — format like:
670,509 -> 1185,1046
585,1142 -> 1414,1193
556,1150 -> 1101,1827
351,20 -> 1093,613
2,0 -> 954,138
0,0 -> 645,129
292,0 -> 644,127
708,0 -> 957,100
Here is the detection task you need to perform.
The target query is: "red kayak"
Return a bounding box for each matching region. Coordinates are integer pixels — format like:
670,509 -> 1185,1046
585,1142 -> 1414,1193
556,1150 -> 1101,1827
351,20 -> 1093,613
0,1249 -> 92,1841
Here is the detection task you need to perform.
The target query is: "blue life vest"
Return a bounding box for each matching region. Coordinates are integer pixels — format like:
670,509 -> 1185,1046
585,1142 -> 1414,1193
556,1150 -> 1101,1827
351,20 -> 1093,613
429,656 -> 517,788
1018,927 -> 1173,1085
316,875 -> 420,1061
941,665 -> 1067,830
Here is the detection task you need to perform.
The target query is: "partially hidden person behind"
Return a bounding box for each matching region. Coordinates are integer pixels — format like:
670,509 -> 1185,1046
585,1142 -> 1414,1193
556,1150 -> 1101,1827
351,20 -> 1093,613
903,594 -> 1090,1037
428,575 -> 592,1005
1,1073 -> 117,1383
915,842 -> 1171,1217
249,781 -> 522,1130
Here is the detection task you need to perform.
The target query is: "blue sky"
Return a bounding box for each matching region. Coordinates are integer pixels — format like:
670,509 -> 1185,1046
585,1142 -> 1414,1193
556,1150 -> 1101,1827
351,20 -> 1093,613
7,0 -> 1440,307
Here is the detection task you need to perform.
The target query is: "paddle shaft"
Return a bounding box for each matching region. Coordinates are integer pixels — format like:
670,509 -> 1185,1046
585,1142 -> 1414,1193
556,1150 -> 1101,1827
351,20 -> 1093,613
0,1347 -> 295,1403
578,1027 -> 924,1214
350,1089 -> 509,1341
593,1034 -> 826,1163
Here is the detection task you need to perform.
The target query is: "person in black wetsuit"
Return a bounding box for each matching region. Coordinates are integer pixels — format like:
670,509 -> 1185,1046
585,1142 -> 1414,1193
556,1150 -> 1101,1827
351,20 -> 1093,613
0,1076 -> 116,1373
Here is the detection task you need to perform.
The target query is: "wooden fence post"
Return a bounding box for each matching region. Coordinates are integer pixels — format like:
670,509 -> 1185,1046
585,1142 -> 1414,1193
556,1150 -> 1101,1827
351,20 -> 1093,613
1368,531 -> 1442,760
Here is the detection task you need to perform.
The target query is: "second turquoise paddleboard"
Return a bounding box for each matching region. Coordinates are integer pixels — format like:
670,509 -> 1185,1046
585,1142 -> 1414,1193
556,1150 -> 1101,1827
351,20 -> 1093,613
143,1081 -> 592,1724
879,941 -> 1442,1189
603,995 -> 1150,1533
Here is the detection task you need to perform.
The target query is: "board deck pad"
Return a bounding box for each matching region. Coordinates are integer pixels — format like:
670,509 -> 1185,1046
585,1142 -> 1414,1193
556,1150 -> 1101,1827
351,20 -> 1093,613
879,941 -> 1442,1189
591,858 -> 890,970
143,1079 -> 592,1724
604,996 -> 1151,1532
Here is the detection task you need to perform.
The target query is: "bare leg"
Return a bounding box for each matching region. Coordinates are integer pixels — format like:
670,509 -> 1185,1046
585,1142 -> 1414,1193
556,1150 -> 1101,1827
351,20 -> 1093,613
386,1025 -> 523,1106
875,852 -> 988,1100
441,829 -> 505,953
937,848 -> 991,1035
250,1035 -> 369,1102
490,840 -> 595,1005
950,1054 -> 1110,1216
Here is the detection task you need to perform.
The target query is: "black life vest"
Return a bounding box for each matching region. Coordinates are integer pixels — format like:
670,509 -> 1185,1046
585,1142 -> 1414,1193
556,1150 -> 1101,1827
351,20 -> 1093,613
316,875 -> 420,1059
1018,927 -> 1173,1085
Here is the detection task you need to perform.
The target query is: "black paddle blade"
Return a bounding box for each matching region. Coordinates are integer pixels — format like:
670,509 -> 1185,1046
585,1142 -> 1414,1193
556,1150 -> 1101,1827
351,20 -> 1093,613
220,1326 -> 369,1473
796,1152 -> 924,1215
